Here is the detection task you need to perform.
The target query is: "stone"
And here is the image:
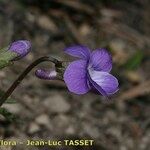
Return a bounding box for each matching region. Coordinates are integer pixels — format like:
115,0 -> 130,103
35,114 -> 52,130
37,15 -> 58,32
28,122 -> 40,134
2,103 -> 23,114
43,94 -> 70,113
83,123 -> 99,138
52,115 -> 70,134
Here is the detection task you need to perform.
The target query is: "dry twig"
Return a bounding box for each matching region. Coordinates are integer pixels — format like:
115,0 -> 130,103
117,81 -> 150,101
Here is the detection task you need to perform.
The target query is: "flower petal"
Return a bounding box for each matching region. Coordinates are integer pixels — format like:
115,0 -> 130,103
89,70 -> 119,95
64,60 -> 90,94
89,49 -> 112,72
64,45 -> 90,59
87,73 -> 108,96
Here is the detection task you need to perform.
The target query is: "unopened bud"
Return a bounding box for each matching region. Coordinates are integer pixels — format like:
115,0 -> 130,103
8,40 -> 31,60
35,69 -> 58,80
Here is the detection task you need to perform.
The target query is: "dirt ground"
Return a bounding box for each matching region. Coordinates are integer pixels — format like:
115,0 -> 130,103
0,0 -> 150,150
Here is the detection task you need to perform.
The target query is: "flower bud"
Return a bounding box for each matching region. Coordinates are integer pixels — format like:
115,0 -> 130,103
8,40 -> 31,60
0,40 -> 31,69
35,69 -> 57,80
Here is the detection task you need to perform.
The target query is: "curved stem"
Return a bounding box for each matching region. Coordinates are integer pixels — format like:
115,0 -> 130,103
0,56 -> 61,107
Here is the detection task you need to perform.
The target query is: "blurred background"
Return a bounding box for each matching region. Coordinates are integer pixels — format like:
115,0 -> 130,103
0,0 -> 150,149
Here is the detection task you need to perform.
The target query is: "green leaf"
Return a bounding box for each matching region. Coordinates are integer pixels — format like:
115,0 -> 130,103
125,51 -> 144,70
5,99 -> 17,104
0,107 -> 17,122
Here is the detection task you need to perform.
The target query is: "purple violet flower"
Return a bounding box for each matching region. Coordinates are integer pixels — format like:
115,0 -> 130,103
35,69 -> 57,80
8,40 -> 31,60
63,45 -> 119,96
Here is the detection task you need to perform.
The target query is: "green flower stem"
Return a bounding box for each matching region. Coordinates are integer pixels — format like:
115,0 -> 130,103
0,51 -> 17,69
0,47 -> 10,53
0,56 -> 62,107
